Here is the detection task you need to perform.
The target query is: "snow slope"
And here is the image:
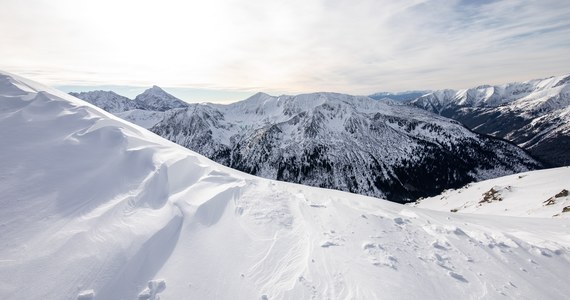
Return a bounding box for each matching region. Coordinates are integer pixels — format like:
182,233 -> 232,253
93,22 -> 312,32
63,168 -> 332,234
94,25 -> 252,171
1,71 -> 570,299
413,167 -> 570,218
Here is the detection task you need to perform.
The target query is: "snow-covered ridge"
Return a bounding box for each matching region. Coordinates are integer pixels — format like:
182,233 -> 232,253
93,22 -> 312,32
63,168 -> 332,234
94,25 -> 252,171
407,74 -> 570,167
70,80 -> 544,202
152,91 -> 540,202
1,71 -> 570,299
71,85 -> 189,113
410,74 -> 570,113
69,90 -> 144,113
134,85 -> 189,111
368,90 -> 431,101
413,167 -> 570,218
70,86 -> 190,128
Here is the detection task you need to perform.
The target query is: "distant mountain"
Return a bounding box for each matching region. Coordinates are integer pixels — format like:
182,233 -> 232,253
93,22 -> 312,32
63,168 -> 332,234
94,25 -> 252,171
71,86 -> 189,128
369,90 -> 431,101
409,74 -> 570,166
134,85 -> 189,111
150,92 -> 541,202
115,109 -> 167,129
69,90 -> 144,113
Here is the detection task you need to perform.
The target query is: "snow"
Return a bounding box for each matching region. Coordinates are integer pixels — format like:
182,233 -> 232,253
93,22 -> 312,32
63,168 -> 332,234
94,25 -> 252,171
115,109 -> 166,129
134,85 -> 188,111
413,167 -> 570,218
409,73 -> 570,166
70,87 -> 189,128
69,90 -> 142,113
151,91 -> 538,201
411,73 -> 570,113
1,71 -> 570,299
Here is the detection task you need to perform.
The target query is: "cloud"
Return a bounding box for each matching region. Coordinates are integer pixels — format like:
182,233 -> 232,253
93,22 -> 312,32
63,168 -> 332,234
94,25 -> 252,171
1,0 -> 569,99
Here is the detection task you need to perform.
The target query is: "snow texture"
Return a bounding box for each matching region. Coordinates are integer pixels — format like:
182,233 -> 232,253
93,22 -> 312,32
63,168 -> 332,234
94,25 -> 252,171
413,167 -> 570,218
1,71 -> 569,299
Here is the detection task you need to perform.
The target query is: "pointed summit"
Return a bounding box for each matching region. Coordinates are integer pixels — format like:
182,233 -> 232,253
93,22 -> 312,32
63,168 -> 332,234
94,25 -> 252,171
149,85 -> 165,92
134,85 -> 189,111
140,85 -> 170,97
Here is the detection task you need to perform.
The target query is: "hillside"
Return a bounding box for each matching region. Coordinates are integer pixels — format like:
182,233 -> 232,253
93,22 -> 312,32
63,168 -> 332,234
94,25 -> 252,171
413,167 -> 570,218
2,71 -> 570,300
151,92 -> 540,202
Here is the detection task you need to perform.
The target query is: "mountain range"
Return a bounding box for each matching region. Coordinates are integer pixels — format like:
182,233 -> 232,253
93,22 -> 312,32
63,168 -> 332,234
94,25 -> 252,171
72,87 -> 542,202
408,74 -> 570,166
368,90 -> 431,102
70,85 -> 189,113
69,74 -> 570,202
2,71 -> 570,299
151,92 -> 539,202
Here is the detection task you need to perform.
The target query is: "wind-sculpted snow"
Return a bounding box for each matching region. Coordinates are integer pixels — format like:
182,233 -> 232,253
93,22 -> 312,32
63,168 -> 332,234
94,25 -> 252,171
1,71 -> 569,299
151,92 -> 540,202
409,74 -> 570,166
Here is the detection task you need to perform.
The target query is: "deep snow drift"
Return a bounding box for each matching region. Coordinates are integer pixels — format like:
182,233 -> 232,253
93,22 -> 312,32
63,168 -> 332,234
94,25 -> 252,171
1,71 -> 570,299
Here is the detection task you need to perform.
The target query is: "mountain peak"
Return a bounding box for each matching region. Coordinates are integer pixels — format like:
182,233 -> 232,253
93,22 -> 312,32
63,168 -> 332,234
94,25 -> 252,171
246,92 -> 273,101
135,85 -> 188,111
141,85 -> 168,96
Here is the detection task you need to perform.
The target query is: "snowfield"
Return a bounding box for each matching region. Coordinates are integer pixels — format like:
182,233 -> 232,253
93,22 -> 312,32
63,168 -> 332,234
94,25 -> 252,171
1,71 -> 570,299
413,167 -> 570,218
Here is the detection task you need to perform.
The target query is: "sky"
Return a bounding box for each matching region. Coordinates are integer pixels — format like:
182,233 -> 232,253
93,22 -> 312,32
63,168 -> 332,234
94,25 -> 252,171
1,0 -> 570,103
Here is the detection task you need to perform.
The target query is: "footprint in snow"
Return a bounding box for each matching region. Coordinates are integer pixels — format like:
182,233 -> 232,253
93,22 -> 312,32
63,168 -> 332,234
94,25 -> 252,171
393,217 -> 409,225
321,241 -> 340,248
363,242 -> 398,269
431,240 -> 449,250
448,271 -> 468,282
321,231 -> 344,247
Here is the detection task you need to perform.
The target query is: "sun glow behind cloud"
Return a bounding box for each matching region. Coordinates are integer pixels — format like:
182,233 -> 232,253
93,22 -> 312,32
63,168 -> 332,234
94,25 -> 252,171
1,0 -> 570,102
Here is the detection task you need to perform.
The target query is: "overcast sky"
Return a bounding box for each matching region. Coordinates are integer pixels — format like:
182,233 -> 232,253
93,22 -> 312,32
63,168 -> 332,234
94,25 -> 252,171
1,0 -> 569,102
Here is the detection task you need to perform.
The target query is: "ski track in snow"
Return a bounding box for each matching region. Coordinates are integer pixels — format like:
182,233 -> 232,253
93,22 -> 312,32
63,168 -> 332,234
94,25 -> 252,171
0,71 -> 570,299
